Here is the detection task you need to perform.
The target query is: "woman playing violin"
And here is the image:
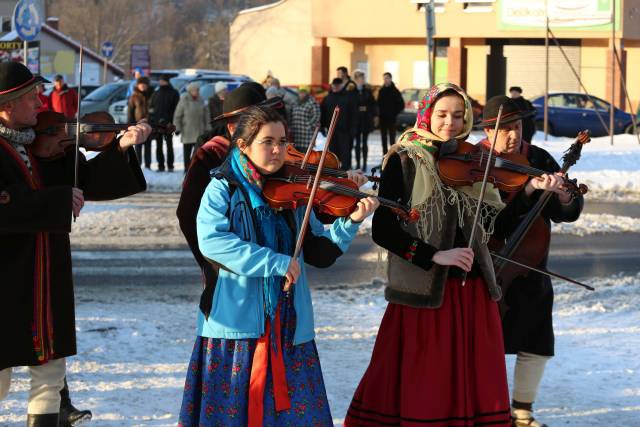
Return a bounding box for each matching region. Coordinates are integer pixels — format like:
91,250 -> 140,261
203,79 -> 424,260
345,83 -> 539,427
178,105 -> 378,426
479,96 -> 584,427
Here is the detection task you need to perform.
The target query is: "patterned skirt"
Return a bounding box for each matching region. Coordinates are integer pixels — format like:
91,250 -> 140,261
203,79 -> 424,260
178,293 -> 333,427
345,276 -> 511,427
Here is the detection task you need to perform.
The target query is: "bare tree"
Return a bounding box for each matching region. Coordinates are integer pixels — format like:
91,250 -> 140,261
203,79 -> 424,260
49,0 -> 276,72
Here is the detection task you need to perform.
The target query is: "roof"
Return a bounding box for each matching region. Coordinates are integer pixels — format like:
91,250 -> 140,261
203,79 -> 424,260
0,25 -> 124,76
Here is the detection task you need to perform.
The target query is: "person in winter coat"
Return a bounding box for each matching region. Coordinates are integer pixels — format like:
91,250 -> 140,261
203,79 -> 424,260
320,78 -> 358,170
49,75 -> 78,120
207,81 -> 227,124
173,83 -> 210,172
149,75 -> 180,171
0,62 -> 149,427
289,86 -> 321,152
344,83 -> 566,427
376,72 -> 405,155
36,83 -> 51,113
352,70 -> 377,171
177,104 -> 378,426
480,96 -> 583,427
128,76 -> 153,169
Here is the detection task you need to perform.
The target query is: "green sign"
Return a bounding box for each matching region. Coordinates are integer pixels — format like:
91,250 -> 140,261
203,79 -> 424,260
498,0 -> 621,31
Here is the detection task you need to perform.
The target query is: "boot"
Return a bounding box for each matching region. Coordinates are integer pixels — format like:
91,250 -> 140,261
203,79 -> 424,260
27,413 -> 59,427
59,379 -> 92,426
512,408 -> 548,427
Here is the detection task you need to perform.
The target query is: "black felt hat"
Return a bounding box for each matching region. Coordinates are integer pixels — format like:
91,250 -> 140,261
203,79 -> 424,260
213,84 -> 283,121
0,62 -> 49,104
477,95 -> 535,128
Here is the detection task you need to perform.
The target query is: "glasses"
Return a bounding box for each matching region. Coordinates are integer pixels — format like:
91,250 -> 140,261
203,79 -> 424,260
255,139 -> 288,148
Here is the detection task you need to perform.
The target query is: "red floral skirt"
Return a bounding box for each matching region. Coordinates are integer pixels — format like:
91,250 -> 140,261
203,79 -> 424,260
345,276 -> 511,427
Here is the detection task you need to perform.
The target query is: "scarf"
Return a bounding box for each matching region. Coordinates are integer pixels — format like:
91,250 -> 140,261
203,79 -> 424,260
0,123 -> 36,145
383,82 -> 504,243
0,124 -> 36,172
229,147 -> 293,322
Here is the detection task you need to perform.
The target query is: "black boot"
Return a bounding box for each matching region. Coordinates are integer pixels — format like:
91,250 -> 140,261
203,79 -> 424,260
59,378 -> 92,426
27,413 -> 59,427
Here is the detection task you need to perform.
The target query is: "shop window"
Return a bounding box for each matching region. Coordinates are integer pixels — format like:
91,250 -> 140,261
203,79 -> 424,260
456,0 -> 494,12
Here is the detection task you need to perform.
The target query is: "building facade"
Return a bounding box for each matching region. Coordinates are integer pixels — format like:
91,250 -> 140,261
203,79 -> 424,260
0,0 -> 123,83
230,0 -> 640,111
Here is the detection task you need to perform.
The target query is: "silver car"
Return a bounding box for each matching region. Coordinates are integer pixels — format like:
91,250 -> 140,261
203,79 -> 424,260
80,81 -> 131,115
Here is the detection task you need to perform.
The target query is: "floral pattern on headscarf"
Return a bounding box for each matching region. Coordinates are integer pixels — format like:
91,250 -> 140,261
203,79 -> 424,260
413,82 -> 475,141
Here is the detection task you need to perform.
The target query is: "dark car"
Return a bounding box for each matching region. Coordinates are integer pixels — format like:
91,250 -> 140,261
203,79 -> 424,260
531,92 -> 636,137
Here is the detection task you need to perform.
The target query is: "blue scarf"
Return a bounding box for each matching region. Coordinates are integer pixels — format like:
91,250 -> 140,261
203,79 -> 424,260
229,147 -> 293,322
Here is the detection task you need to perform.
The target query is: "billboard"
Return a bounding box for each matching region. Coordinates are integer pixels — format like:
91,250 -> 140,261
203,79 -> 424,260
498,0 -> 621,31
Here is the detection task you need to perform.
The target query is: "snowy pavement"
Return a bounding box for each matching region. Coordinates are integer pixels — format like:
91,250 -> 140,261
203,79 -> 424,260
1,271 -> 638,426
138,132 -> 640,202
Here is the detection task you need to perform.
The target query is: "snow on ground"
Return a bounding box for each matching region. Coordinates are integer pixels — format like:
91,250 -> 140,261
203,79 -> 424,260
1,272 -> 639,426
140,132 -> 640,202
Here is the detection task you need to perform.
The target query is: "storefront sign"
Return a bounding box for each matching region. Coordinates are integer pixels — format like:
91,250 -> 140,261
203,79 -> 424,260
499,0 -> 620,31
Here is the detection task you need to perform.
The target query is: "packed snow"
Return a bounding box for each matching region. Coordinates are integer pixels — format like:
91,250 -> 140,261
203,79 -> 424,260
1,271 -> 638,426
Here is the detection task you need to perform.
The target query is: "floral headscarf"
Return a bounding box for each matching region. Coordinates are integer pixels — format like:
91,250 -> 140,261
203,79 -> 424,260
413,83 -> 475,142
384,82 -> 504,243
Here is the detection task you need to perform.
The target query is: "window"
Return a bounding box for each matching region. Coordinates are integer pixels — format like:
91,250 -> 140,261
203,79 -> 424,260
580,95 -> 609,111
456,0 -> 494,12
548,95 -> 566,107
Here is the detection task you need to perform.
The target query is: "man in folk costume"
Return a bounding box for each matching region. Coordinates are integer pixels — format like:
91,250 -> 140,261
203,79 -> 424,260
0,62 -> 150,426
479,96 -> 584,427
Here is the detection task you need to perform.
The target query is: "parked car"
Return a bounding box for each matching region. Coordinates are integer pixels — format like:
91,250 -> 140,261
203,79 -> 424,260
43,84 -> 100,101
170,72 -> 252,92
80,81 -> 130,115
108,99 -> 128,124
177,75 -> 252,95
396,88 -> 483,131
531,92 -> 636,137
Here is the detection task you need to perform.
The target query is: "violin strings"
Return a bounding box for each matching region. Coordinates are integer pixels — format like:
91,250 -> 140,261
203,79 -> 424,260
283,176 -> 406,211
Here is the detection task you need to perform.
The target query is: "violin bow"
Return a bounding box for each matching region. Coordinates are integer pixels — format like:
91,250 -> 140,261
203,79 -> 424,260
490,252 -> 594,291
283,109 -> 340,292
461,105 -> 503,287
72,45 -> 84,222
300,125 -> 320,171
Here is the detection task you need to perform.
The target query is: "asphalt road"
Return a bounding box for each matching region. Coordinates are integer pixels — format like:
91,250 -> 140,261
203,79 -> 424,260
73,193 -> 640,287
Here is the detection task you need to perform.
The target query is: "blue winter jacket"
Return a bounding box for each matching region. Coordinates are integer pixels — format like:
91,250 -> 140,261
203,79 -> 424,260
196,165 -> 361,345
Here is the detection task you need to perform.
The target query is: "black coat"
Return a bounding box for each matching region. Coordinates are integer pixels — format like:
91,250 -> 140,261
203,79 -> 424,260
0,140 -> 146,370
512,96 -> 536,142
377,83 -> 405,122
493,143 -> 583,356
355,85 -> 377,134
149,84 -> 180,124
321,90 -> 358,136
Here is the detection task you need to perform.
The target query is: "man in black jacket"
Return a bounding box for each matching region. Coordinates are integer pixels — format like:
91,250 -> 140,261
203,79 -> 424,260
377,72 -> 405,154
481,96 -> 583,427
321,78 -> 358,170
0,62 -> 149,427
509,86 -> 537,143
149,75 -> 179,171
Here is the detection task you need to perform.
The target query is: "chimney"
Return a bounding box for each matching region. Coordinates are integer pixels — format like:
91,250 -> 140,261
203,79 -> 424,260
46,17 -> 59,30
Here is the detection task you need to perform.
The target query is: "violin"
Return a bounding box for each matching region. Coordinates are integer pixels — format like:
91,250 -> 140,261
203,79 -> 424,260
285,144 -> 380,183
31,111 -> 175,158
263,164 -> 419,222
437,139 -> 588,196
490,130 -> 592,314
